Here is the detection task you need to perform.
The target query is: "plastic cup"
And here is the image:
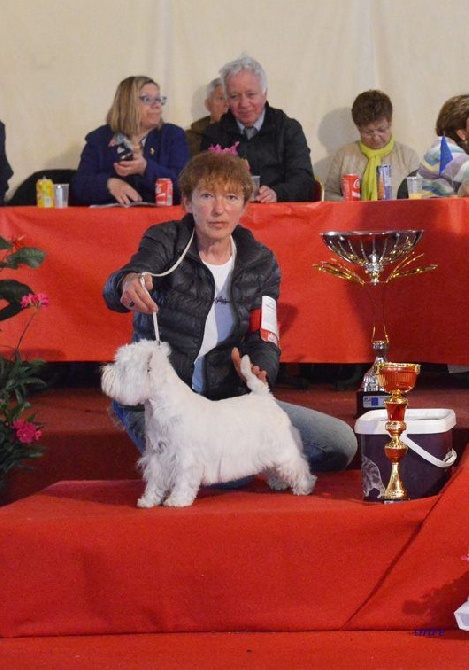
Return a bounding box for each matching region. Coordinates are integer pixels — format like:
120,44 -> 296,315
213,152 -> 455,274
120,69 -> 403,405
53,184 -> 69,208
407,176 -> 423,200
251,176 -> 261,200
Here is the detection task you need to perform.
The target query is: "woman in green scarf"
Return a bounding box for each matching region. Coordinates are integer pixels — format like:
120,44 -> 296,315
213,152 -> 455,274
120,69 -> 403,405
324,90 -> 419,201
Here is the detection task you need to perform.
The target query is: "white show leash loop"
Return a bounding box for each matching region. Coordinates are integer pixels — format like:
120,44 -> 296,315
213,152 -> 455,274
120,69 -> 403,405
137,229 -> 195,345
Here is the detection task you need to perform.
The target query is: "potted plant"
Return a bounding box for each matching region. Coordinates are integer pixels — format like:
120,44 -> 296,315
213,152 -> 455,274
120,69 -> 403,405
0,235 -> 48,496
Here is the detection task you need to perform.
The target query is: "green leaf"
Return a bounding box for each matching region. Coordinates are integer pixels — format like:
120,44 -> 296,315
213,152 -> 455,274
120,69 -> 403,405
0,278 -> 33,302
0,237 -> 13,251
0,303 -> 23,322
2,247 -> 46,269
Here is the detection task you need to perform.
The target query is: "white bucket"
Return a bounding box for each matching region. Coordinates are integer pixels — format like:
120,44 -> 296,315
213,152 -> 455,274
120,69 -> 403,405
354,409 -> 457,501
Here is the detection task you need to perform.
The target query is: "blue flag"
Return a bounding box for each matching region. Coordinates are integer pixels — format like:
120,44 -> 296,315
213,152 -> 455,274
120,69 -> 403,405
439,135 -> 453,175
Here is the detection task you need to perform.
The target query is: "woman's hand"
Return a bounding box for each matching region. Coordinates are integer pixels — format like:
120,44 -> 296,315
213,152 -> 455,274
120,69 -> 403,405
255,185 -> 277,203
114,153 -> 147,178
231,347 -> 268,385
459,181 -> 469,197
120,272 -> 158,314
107,178 -> 141,205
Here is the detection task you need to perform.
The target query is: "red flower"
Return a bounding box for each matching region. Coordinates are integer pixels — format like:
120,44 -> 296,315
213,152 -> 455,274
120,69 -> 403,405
12,419 -> 42,444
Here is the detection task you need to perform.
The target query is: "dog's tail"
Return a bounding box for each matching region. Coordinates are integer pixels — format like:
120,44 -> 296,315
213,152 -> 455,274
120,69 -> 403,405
240,354 -> 270,395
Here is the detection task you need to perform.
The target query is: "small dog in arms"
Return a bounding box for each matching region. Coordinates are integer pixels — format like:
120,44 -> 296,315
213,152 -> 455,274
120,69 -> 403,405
101,340 -> 316,507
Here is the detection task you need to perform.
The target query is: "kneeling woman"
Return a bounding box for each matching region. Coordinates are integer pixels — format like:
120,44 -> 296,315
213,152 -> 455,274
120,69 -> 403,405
103,151 -> 357,476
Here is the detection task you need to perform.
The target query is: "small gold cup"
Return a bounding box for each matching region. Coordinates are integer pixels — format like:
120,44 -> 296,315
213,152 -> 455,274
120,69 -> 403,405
375,362 -> 421,501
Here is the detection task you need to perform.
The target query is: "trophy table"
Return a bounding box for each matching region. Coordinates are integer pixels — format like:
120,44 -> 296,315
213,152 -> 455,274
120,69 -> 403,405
314,230 -> 436,416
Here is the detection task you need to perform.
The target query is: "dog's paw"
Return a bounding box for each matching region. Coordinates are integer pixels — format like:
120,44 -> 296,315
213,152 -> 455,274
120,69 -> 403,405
137,495 -> 161,508
163,494 -> 195,507
267,475 -> 289,491
292,474 -> 317,496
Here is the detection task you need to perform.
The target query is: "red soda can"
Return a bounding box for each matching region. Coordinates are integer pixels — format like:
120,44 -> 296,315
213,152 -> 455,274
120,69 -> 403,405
342,174 -> 361,201
155,178 -> 173,206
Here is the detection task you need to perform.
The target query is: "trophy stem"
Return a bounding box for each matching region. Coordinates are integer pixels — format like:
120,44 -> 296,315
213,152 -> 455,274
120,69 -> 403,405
365,282 -> 389,347
361,339 -> 389,392
356,282 -> 389,416
385,459 -> 408,500
357,339 -> 389,416
383,405 -> 409,501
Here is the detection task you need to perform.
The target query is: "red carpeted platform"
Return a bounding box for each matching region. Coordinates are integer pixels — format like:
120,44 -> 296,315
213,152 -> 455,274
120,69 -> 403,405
0,630 -> 468,670
0,376 -> 468,666
0,452 -> 467,640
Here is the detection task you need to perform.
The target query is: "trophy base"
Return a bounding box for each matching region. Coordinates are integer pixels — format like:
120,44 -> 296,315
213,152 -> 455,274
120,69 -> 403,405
356,389 -> 388,417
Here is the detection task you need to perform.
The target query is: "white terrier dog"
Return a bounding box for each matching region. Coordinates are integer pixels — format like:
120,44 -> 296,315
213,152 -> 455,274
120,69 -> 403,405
101,340 -> 316,507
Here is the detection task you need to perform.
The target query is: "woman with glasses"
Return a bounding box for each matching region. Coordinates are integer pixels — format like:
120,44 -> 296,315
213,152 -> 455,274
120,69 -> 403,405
324,90 -> 419,201
71,76 -> 190,205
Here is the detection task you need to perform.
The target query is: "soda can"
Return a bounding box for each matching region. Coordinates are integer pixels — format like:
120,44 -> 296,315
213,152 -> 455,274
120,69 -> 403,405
342,174 -> 361,201
376,164 -> 392,200
36,178 -> 54,208
155,178 -> 173,206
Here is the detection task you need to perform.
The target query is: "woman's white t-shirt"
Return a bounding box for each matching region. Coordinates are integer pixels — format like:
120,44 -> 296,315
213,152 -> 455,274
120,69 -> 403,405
192,245 -> 236,393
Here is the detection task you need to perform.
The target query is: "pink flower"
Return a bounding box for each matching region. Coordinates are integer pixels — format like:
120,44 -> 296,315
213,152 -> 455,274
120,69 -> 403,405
207,141 -> 250,171
208,141 -> 240,156
12,419 -> 42,444
21,293 -> 50,309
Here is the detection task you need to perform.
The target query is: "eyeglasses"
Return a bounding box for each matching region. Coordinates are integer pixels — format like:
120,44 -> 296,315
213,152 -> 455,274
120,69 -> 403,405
359,124 -> 391,138
139,95 -> 167,106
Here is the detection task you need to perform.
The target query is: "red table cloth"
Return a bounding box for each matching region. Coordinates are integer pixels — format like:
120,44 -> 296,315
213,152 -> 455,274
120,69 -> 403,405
1,198 -> 466,363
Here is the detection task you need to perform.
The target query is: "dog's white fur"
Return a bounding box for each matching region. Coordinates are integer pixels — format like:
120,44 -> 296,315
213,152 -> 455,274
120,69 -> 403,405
101,340 -> 316,507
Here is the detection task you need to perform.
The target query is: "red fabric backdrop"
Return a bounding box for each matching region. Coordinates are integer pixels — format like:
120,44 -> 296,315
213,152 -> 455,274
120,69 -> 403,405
1,199 -> 467,363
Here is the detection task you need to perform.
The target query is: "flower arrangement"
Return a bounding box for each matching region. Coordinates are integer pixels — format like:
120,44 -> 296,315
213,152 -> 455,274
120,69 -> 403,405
0,235 -> 48,489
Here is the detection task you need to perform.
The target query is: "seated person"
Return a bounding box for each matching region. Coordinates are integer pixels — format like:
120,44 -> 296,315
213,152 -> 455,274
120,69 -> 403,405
418,94 -> 469,197
200,55 -> 315,203
186,77 -> 228,156
103,151 -> 357,474
71,76 -> 190,205
0,121 -> 13,205
324,90 -> 419,201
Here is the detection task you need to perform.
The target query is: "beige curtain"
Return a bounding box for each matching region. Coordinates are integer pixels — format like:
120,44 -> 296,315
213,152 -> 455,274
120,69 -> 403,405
0,0 -> 467,197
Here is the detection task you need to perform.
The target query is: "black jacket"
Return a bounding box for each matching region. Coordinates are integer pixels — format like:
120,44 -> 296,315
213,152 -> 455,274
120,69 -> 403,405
200,103 -> 314,202
0,122 -> 13,205
103,215 -> 281,399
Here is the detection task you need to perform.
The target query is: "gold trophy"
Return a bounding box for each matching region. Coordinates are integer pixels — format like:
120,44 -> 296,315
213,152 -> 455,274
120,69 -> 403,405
314,230 -> 436,415
375,362 -> 421,501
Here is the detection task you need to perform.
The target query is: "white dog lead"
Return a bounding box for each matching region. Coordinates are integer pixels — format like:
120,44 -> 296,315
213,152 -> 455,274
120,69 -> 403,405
137,230 -> 195,346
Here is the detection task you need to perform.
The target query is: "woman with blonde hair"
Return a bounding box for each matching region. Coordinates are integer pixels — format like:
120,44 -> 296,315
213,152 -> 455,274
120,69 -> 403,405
72,76 -> 190,205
